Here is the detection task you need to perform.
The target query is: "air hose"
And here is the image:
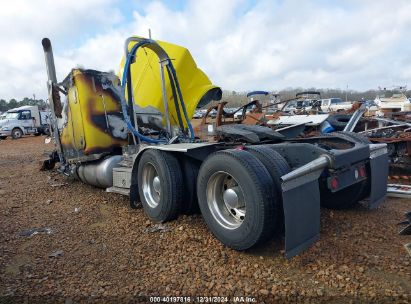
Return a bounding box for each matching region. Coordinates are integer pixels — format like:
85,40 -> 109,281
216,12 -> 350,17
121,41 -> 164,144
166,63 -> 195,140
121,39 -> 194,143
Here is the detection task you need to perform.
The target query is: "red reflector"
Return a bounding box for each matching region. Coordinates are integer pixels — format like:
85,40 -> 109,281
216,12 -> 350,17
331,178 -> 339,190
359,166 -> 366,178
235,145 -> 245,150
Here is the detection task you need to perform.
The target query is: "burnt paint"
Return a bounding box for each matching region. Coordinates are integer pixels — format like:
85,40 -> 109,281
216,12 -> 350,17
60,69 -> 127,160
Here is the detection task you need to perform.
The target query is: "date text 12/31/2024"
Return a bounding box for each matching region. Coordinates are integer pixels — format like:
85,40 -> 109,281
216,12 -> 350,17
149,296 -> 257,303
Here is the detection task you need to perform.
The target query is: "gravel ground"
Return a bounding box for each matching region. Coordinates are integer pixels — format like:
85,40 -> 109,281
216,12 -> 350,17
0,136 -> 410,303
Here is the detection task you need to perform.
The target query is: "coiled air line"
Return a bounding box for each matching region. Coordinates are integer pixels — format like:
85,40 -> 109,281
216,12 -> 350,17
120,38 -> 194,143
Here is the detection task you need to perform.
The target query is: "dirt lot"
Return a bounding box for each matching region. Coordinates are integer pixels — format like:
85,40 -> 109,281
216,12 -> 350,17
0,136 -> 410,303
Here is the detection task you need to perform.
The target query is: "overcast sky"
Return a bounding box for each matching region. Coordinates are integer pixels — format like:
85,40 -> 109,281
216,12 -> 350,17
1,0 -> 411,100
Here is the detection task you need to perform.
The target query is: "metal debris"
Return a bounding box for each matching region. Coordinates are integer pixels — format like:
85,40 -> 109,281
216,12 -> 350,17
50,183 -> 68,187
19,227 -> 53,237
144,224 -> 170,233
398,211 -> 411,235
49,250 -> 64,258
387,184 -> 411,198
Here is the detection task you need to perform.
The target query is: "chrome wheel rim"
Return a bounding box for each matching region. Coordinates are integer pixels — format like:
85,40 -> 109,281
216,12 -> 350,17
142,162 -> 161,208
14,130 -> 22,138
206,171 -> 246,229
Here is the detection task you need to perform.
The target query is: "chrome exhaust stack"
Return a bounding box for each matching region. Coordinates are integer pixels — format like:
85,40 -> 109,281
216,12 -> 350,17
41,38 -> 64,163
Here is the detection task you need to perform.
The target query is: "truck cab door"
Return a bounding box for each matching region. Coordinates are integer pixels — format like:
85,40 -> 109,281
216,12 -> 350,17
19,110 -> 35,133
321,100 -> 331,112
67,87 -> 86,150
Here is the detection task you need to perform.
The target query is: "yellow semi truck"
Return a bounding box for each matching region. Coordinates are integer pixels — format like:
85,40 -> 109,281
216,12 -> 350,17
41,37 -> 389,258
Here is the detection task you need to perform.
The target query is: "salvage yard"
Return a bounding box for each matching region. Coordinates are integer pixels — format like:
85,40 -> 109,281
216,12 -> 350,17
0,136 -> 410,303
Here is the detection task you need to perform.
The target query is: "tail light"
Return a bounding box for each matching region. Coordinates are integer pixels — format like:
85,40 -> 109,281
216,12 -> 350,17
330,177 -> 339,190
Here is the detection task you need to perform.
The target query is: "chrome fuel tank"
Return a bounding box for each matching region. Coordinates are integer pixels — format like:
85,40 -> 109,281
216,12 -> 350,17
76,155 -> 122,188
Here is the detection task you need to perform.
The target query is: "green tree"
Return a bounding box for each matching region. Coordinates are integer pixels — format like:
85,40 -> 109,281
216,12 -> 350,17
8,99 -> 18,109
0,99 -> 7,112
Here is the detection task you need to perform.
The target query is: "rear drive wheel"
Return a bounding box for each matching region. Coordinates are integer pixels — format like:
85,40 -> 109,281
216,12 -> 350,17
197,150 -> 278,250
246,145 -> 291,230
137,149 -> 183,222
11,128 -> 23,139
320,181 -> 364,209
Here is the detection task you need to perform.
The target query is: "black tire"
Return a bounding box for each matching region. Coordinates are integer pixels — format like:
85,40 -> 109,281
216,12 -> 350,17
245,145 -> 291,231
197,149 -> 278,250
43,127 -> 51,136
0,136 -> 6,140
40,159 -> 56,171
180,158 -> 200,215
326,114 -> 351,131
320,181 -> 365,210
11,128 -> 23,139
129,183 -> 141,209
137,149 -> 183,222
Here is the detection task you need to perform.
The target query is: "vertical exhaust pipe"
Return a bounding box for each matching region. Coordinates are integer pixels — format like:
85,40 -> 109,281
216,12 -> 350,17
42,38 -> 62,117
42,38 -> 65,163
42,38 -> 58,84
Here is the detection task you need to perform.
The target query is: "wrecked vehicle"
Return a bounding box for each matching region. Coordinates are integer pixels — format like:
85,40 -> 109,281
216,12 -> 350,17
41,36 -> 389,258
360,124 -> 411,176
0,105 -> 50,139
320,98 -> 353,113
375,86 -> 411,114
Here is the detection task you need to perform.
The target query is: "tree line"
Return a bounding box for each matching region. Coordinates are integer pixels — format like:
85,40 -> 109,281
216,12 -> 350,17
2,87 -> 410,112
0,98 -> 48,113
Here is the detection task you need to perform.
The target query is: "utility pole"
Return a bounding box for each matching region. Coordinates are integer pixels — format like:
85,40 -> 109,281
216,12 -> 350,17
345,84 -> 348,102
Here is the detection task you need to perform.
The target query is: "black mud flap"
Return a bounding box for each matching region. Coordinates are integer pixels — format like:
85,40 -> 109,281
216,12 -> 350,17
281,161 -> 325,258
367,145 -> 389,209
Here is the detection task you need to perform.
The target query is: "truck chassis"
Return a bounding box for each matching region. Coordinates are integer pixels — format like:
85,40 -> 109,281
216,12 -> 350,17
41,37 -> 389,258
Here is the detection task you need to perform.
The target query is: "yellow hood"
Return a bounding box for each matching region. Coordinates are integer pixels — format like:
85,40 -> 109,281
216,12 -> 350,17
118,37 -> 221,130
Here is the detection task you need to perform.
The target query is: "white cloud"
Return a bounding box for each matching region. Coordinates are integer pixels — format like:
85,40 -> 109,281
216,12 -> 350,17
0,0 -> 123,100
0,0 -> 411,100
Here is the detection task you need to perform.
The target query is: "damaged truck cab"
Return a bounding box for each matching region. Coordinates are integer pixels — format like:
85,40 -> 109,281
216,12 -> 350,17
41,37 -> 389,258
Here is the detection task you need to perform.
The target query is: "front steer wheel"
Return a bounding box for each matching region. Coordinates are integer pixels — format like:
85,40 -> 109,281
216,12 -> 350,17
137,149 -> 183,222
11,128 -> 23,139
197,150 -> 278,251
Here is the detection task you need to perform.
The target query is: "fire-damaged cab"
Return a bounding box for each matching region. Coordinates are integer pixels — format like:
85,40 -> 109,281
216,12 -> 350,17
41,37 -> 389,258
